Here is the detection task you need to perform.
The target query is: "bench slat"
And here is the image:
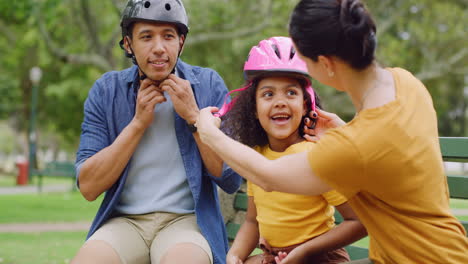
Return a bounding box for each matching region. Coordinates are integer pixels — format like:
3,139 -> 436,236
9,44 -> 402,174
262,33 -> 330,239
461,221 -> 468,235
226,221 -> 240,241
440,137 -> 468,162
447,175 -> 468,199
234,192 -> 248,211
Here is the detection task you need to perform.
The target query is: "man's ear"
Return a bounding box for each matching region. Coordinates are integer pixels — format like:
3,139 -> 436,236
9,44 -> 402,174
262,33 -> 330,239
123,36 -> 133,55
178,35 -> 186,55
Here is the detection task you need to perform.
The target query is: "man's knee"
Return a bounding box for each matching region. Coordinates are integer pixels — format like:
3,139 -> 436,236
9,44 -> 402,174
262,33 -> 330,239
71,240 -> 121,264
159,243 -> 211,264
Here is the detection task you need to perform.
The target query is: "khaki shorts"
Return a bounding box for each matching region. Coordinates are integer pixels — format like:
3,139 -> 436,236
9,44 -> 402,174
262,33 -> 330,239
87,212 -> 213,264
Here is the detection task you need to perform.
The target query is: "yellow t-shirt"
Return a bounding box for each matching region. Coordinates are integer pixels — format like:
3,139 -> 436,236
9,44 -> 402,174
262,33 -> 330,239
248,141 -> 347,247
308,68 -> 468,263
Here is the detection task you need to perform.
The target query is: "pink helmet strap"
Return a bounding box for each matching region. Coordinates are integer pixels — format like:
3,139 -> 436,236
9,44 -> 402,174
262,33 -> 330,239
215,82 -> 252,117
305,86 -> 316,112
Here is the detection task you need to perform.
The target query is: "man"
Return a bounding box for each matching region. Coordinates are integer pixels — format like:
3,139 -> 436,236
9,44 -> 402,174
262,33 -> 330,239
71,0 -> 241,263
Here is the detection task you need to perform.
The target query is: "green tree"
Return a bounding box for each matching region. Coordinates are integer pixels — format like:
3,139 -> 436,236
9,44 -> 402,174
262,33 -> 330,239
0,0 -> 466,160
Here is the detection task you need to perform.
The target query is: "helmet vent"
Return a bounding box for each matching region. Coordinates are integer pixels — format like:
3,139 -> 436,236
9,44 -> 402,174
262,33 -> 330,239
272,44 -> 281,59
290,46 -> 296,60
144,1 -> 151,8
165,3 -> 171,11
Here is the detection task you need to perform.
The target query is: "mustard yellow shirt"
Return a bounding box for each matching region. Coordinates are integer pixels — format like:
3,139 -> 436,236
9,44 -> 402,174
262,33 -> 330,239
248,141 -> 347,247
308,68 -> 468,263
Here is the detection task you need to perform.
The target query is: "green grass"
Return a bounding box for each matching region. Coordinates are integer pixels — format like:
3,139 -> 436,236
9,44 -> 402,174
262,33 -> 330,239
0,231 -> 87,264
450,198 -> 468,209
1,192 -> 102,223
0,174 -> 16,187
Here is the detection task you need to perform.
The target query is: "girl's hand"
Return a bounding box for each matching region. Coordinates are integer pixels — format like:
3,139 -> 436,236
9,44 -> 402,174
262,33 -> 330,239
303,108 -> 346,143
196,106 -> 221,143
226,254 -> 244,264
274,251 -> 288,264
274,247 -> 307,264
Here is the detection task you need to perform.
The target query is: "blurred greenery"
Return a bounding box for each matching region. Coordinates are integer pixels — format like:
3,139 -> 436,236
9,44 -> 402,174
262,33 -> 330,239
0,0 -> 466,159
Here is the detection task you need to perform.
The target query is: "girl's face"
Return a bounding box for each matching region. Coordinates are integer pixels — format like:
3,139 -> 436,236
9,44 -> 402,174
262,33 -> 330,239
256,76 -> 307,152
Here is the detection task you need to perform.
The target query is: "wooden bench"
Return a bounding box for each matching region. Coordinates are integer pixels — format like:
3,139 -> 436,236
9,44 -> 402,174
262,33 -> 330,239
31,161 -> 76,192
226,137 -> 468,260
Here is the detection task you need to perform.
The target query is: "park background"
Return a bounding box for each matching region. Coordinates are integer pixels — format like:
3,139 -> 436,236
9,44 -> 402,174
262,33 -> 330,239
0,0 -> 467,263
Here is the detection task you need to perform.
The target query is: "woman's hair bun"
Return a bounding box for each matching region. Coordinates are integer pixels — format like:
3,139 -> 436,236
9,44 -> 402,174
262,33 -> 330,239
340,0 -> 374,38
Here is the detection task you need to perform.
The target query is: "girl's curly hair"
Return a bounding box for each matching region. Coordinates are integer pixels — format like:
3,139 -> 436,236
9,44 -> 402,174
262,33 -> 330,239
220,75 -> 322,147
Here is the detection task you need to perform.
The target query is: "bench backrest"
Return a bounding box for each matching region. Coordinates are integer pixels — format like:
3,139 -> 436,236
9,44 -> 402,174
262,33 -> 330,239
41,161 -> 76,178
440,137 -> 468,232
226,137 -> 468,260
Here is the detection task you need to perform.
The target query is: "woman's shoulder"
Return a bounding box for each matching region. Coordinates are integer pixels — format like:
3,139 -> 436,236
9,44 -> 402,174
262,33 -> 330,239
290,141 -> 315,152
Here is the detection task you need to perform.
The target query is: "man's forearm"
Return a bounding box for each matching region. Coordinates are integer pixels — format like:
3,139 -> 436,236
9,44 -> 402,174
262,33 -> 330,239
193,132 -> 224,177
78,120 -> 146,201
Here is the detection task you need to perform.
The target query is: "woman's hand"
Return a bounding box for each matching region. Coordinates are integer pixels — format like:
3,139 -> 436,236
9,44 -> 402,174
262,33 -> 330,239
303,108 -> 346,142
196,106 -> 222,144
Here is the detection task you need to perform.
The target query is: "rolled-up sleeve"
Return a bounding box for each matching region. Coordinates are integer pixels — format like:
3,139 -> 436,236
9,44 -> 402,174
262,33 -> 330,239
206,163 -> 242,194
75,80 -> 110,181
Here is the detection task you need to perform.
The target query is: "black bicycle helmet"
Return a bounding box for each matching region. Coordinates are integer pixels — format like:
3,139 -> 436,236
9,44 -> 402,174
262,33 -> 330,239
120,0 -> 189,39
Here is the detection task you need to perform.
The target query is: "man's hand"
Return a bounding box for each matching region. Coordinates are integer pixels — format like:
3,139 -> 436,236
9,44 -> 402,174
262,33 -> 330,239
303,108 -> 346,143
133,78 -> 166,130
160,74 -> 199,124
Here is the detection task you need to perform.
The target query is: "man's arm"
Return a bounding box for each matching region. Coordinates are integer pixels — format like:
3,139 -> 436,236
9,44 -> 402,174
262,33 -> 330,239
78,79 -> 166,201
160,74 -> 224,177
78,120 -> 146,201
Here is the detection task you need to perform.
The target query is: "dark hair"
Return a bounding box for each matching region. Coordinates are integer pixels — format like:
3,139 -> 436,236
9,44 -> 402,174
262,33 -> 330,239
289,0 -> 377,70
221,75 -> 322,147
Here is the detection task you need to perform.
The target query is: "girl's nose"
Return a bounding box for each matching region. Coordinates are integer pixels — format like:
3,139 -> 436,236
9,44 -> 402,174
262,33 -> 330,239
273,98 -> 287,108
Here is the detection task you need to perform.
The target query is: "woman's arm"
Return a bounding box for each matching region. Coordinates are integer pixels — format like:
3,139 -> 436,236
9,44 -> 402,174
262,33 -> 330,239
227,196 -> 260,264
196,107 -> 331,195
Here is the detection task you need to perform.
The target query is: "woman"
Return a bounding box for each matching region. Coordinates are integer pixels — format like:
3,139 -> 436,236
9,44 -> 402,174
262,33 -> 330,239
196,0 -> 468,263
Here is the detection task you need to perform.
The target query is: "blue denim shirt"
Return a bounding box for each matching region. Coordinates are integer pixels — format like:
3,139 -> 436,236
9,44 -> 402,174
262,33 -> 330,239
76,60 -> 242,264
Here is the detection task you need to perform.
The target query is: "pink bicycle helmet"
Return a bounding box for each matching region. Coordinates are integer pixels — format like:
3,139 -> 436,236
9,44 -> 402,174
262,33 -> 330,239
217,36 -> 316,117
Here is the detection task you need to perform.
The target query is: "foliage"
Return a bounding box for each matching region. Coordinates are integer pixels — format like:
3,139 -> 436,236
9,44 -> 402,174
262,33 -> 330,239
0,0 -> 466,158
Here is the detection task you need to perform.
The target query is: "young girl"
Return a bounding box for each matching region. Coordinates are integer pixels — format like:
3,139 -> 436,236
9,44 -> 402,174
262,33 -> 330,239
219,37 -> 367,264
